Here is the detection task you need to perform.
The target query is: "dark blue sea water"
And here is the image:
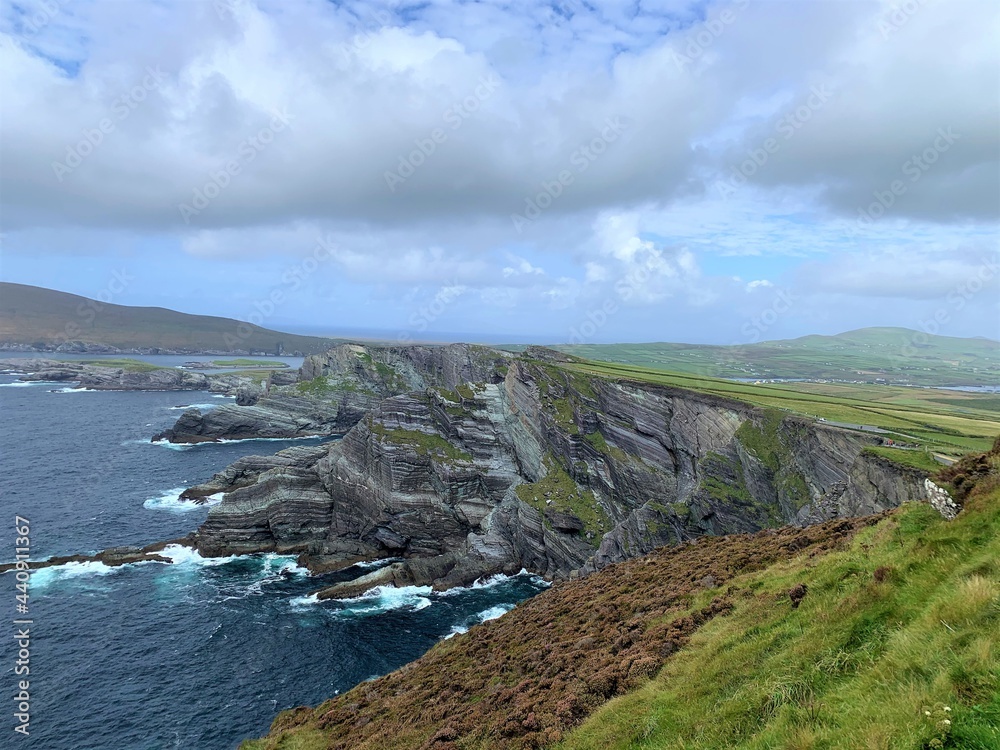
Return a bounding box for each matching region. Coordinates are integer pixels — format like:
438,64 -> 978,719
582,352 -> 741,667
0,374 -> 547,749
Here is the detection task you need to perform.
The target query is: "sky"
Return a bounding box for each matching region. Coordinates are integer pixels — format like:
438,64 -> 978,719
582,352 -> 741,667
0,0 -> 998,345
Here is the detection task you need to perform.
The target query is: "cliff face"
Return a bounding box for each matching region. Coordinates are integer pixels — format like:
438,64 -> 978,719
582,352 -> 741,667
154,343 -> 511,443
191,350 -> 935,589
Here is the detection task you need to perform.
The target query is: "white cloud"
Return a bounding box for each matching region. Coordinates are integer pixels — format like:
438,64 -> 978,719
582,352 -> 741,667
1,0 -> 997,342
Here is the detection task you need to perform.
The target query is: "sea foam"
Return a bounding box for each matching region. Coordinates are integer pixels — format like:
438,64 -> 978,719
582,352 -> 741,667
143,488 -> 224,512
334,585 -> 434,616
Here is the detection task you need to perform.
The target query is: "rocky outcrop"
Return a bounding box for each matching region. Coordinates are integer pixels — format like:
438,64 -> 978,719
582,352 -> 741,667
0,536 -> 194,573
189,352 -> 939,592
177,444 -> 330,500
152,394 -> 356,443
1,359 -> 214,390
0,358 -> 275,395
154,343 -> 512,444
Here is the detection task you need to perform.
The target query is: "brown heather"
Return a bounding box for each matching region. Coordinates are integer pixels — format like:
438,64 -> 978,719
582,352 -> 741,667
247,515 -> 883,750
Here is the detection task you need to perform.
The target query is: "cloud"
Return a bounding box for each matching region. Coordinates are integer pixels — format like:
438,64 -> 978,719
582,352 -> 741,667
800,246 -> 1000,300
1,0 -> 997,343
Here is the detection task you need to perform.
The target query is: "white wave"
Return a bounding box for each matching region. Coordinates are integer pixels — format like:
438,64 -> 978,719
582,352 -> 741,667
167,403 -> 218,411
212,394 -> 236,398
22,547 -> 308,591
30,560 -> 115,586
148,439 -> 196,451
143,488 -> 224,512
155,544 -> 239,567
443,625 -> 469,640
334,585 -> 434,615
2,379 -> 74,388
477,603 -> 516,622
350,557 -> 402,570
289,593 -> 319,609
471,573 -> 512,589
149,435 -> 324,450
438,569 -> 551,597
51,386 -> 101,393
258,552 -> 310,577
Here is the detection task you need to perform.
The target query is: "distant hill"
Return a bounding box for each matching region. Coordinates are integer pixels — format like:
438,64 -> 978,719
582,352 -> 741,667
0,282 -> 338,355
557,327 -> 1000,386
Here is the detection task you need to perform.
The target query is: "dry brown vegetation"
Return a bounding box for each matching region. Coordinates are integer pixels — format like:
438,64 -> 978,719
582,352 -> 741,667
246,516 -> 884,750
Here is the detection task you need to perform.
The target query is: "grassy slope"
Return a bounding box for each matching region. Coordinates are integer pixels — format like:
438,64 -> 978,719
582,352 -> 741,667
556,327 -> 1000,387
242,518 -> 883,750
560,477 -> 1000,749
560,359 -> 1000,456
244,448 -> 1000,750
0,282 -> 336,354
77,358 -> 165,372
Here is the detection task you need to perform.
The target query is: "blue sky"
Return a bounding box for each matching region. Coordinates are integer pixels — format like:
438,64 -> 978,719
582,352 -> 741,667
0,0 -> 997,345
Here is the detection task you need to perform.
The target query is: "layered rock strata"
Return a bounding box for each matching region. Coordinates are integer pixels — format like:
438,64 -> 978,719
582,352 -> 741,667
188,352 -> 938,591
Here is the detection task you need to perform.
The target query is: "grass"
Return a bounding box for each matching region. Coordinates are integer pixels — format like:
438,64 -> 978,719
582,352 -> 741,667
369,421 -> 472,463
242,511 -> 886,750
555,327 -> 1000,387
557,475 -> 1000,750
211,359 -> 288,368
864,445 -> 943,473
516,455 -> 612,542
239,438 -> 1000,750
77,358 -> 165,372
560,359 -> 1000,457
295,376 -> 334,395
294,375 -> 375,397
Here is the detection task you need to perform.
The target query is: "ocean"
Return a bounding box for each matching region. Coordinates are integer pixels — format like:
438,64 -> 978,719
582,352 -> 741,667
0,367 -> 547,749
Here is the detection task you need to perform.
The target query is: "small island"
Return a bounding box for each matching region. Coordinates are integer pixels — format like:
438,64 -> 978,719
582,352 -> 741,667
181,359 -> 291,370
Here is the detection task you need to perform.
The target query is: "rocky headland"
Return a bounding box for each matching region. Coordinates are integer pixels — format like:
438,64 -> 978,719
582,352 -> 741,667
0,358 -> 281,394
155,343 -> 943,595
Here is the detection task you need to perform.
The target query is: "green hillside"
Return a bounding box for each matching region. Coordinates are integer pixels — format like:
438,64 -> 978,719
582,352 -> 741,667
243,442 -> 1000,750
559,447 -> 1000,750
0,282 -> 336,355
557,328 -> 1000,387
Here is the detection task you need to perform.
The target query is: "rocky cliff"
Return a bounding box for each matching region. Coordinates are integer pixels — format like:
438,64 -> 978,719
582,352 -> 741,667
0,358 -> 281,395
188,347 -> 938,592
152,343 -> 511,443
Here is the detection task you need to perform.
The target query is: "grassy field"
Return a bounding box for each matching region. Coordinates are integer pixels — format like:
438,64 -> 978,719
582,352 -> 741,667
556,328 -> 1000,387
560,359 -> 1000,457
558,463 -> 1000,750
210,359 -> 290,368
78,358 -> 166,373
